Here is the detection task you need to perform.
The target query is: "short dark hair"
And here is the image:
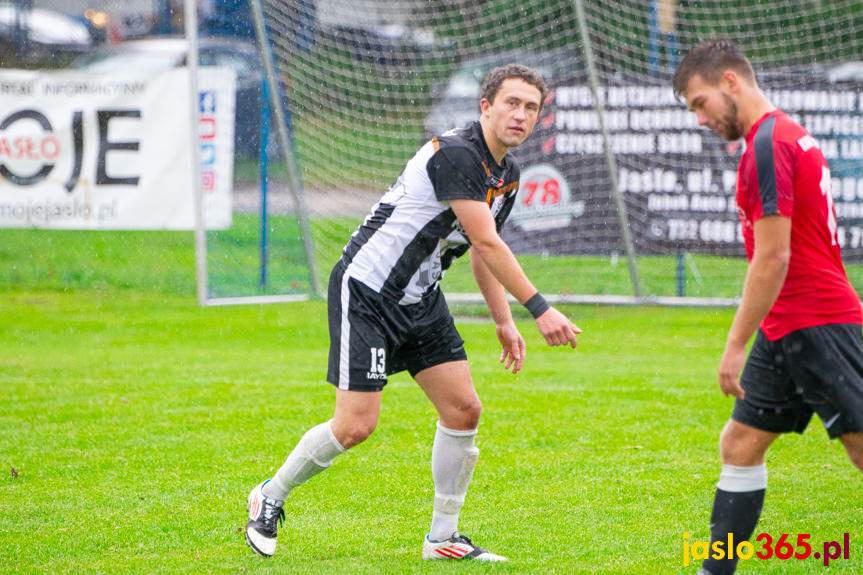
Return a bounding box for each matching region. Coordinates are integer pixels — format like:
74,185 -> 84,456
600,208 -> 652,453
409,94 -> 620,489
480,63 -> 548,110
672,39 -> 756,100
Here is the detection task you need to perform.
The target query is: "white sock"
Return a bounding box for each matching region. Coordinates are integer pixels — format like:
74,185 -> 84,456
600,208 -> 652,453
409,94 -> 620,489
262,420 -> 346,501
716,463 -> 768,492
428,422 -> 479,542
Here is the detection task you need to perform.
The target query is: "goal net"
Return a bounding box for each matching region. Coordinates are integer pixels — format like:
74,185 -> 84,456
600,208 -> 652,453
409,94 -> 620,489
257,0 -> 863,303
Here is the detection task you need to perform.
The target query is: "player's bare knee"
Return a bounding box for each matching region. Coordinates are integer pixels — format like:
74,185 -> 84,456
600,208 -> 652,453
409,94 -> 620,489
457,396 -> 482,429
718,430 -> 750,465
719,421 -> 768,466
334,419 -> 377,449
718,421 -> 738,459
442,395 -> 481,430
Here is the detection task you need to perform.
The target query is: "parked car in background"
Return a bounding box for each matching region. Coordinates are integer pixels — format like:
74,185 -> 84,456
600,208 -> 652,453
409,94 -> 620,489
69,36 -> 286,158
827,61 -> 863,83
0,4 -> 92,67
423,48 -> 583,137
319,23 -> 437,66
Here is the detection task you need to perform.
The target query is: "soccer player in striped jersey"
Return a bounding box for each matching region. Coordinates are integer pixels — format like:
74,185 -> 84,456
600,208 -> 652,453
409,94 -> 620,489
673,40 -> 863,575
244,64 -> 581,561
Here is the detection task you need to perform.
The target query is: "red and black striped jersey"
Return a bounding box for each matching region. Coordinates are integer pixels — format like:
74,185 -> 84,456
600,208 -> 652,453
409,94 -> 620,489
737,109 -> 861,340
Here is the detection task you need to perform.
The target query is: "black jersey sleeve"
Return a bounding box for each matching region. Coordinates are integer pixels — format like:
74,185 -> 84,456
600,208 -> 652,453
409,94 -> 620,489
427,145 -> 488,202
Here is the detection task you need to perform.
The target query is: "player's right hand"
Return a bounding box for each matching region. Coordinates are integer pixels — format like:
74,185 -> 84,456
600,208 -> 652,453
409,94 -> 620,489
535,307 -> 581,348
718,342 -> 746,398
496,322 -> 525,374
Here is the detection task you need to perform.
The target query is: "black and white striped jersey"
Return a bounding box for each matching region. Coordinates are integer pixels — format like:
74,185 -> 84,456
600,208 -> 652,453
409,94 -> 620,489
339,121 -> 521,304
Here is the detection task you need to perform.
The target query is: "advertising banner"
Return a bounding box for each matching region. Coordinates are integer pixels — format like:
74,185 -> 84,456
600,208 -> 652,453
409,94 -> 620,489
504,73 -> 863,260
0,67 -> 234,229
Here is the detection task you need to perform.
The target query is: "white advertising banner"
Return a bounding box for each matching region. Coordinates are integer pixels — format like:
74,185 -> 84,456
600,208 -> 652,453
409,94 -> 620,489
0,67 -> 234,229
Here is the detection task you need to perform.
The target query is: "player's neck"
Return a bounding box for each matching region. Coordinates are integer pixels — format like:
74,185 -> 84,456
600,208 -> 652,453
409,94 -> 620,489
740,91 -> 776,137
478,118 -> 508,164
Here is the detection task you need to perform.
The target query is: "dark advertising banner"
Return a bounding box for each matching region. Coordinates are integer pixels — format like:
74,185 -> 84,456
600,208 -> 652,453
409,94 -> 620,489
504,74 -> 863,261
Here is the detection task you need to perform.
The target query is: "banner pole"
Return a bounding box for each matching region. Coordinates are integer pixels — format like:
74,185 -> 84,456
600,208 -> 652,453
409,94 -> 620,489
259,78 -> 270,289
184,0 -> 207,305
249,0 -> 321,297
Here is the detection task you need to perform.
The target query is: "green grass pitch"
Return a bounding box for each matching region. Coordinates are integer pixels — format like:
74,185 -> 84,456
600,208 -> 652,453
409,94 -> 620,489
1,229 -> 861,574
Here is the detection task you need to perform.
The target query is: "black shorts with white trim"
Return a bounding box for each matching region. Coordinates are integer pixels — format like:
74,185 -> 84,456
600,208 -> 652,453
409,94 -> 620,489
326,261 -> 467,392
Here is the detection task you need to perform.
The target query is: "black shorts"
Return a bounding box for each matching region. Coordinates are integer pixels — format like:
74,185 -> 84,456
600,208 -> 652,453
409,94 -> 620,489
326,262 -> 467,392
732,323 -> 863,439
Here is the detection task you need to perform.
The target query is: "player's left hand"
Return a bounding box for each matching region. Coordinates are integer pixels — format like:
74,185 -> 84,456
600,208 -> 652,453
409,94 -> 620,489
496,322 -> 525,374
535,307 -> 581,348
718,342 -> 746,398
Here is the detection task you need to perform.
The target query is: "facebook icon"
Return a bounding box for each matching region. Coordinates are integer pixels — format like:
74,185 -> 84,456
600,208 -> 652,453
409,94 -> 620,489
199,91 -> 217,114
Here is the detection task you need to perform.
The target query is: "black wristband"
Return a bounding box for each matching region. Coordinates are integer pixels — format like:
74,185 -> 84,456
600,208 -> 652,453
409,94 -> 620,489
524,292 -> 550,319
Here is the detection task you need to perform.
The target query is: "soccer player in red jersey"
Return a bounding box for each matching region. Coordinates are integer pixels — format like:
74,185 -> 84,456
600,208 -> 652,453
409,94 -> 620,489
673,40 -> 863,575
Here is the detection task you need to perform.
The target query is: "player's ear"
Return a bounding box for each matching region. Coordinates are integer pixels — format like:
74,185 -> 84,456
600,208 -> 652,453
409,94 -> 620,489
480,97 -> 492,116
721,69 -> 740,93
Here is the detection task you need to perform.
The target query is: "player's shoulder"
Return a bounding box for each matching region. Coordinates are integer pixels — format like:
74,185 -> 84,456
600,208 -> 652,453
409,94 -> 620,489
435,124 -> 484,157
436,122 -> 480,145
430,124 -> 485,171
768,110 -> 809,144
746,111 -> 811,165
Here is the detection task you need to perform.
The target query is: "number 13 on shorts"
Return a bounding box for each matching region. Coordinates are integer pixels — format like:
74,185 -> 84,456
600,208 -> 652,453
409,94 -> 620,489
370,347 -> 386,374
